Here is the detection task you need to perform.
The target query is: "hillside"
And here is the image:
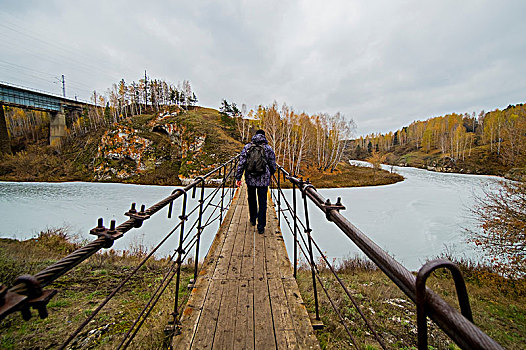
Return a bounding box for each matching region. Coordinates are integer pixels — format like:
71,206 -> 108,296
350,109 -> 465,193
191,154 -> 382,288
0,107 -> 243,185
349,103 -> 526,180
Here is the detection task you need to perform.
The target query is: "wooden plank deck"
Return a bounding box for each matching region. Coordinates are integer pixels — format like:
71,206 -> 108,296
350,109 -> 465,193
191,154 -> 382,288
172,185 -> 320,350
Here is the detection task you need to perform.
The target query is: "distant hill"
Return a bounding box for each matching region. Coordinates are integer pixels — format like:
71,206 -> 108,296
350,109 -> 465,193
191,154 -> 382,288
0,106 -> 244,185
348,103 -> 526,180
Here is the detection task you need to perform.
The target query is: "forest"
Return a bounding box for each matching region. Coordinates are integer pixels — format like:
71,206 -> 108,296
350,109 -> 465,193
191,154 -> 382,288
352,104 -> 526,175
220,100 -> 355,175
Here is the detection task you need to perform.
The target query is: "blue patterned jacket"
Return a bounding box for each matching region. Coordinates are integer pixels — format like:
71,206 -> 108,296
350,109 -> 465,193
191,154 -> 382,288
235,133 -> 277,187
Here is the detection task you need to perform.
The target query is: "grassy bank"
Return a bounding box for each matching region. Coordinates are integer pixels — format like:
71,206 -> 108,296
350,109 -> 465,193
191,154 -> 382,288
280,161 -> 404,189
0,230 -> 192,349
296,256 -> 526,349
3,231 -> 524,349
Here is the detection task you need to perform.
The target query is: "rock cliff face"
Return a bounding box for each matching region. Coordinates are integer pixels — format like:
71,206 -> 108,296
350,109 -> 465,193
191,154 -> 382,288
92,108 -> 241,184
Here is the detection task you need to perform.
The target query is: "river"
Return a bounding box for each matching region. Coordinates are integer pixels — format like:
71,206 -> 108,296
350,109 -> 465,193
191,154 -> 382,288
0,163 -> 501,270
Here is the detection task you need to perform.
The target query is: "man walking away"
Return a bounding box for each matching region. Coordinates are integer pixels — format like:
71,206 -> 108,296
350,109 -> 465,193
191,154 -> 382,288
235,129 -> 277,234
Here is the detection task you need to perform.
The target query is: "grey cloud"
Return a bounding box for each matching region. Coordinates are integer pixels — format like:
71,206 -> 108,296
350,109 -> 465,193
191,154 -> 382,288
1,0 -> 525,136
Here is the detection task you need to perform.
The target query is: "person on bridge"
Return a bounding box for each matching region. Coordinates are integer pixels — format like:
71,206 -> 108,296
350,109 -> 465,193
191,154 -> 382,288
235,129 -> 277,234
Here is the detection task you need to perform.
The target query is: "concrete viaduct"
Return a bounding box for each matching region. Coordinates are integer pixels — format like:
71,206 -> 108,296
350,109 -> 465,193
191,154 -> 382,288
0,82 -> 91,153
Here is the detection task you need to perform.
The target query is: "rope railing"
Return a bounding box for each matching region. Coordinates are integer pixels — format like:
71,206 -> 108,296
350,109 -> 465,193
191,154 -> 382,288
0,155 -> 239,348
271,165 -> 504,350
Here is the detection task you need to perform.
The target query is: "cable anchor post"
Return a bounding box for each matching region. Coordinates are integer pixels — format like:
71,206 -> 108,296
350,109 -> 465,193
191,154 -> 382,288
322,197 -> 346,221
125,203 -> 151,228
89,218 -> 121,248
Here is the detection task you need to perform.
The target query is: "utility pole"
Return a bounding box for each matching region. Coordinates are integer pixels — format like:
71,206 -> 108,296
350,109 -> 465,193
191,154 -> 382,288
144,70 -> 148,108
61,74 -> 66,98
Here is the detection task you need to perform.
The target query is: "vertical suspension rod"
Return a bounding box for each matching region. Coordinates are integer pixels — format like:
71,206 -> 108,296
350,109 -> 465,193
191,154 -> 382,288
302,181 -> 320,320
173,190 -> 188,323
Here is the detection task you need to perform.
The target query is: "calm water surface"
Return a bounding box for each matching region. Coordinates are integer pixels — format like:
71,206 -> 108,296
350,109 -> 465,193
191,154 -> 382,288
0,163 -> 500,270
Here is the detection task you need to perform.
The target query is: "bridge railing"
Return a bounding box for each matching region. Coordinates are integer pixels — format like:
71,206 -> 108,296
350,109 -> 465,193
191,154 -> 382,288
0,155 -> 239,349
271,165 -> 503,350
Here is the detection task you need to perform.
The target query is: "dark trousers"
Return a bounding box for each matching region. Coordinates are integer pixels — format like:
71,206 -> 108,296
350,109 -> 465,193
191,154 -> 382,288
247,185 -> 268,231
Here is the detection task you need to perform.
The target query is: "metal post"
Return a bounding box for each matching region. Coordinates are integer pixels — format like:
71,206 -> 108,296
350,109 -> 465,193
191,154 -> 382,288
220,165 -> 226,223
173,191 -> 187,323
277,168 -> 281,226
302,182 -> 320,320
61,74 -> 66,98
194,180 -> 205,283
292,181 -> 298,278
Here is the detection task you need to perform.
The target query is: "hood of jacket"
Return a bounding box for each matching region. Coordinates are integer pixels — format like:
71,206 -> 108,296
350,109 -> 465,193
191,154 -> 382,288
251,133 -> 268,144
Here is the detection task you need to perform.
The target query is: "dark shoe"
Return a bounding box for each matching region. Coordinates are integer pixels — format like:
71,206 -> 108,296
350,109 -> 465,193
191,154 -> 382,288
250,219 -> 256,226
258,227 -> 265,234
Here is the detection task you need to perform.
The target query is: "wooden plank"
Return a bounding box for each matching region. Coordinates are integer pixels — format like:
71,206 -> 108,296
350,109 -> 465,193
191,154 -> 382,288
240,212 -> 255,280
191,279 -> 225,349
282,278 -> 321,349
227,203 -> 248,279
268,277 -> 298,350
212,279 -> 240,349
253,276 -> 276,349
233,279 -> 254,350
213,205 -> 242,279
172,187 -> 240,349
253,227 -> 277,349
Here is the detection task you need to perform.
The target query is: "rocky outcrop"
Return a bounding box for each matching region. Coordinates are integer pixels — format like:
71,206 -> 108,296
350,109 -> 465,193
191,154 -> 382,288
95,126 -> 154,180
94,110 -> 210,181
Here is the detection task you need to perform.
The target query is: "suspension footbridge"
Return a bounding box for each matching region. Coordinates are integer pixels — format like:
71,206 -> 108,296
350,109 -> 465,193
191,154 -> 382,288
0,156 -> 504,349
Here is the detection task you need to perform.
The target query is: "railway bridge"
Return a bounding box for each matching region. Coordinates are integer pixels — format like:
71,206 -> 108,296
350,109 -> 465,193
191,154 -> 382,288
0,82 -> 90,149
0,157 -> 504,349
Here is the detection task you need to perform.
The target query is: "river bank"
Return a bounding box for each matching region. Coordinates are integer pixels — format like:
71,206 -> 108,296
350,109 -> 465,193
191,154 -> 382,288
1,231 -> 524,349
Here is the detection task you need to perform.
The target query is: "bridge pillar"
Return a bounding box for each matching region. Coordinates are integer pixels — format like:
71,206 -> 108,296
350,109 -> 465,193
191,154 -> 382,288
0,104 -> 11,155
49,108 -> 67,145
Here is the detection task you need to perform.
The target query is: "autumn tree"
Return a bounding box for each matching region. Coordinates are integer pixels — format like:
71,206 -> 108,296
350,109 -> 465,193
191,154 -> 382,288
366,150 -> 387,180
468,180 -> 526,278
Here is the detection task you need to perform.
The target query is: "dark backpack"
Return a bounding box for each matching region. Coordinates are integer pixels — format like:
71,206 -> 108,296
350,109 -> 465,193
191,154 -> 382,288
246,143 -> 268,175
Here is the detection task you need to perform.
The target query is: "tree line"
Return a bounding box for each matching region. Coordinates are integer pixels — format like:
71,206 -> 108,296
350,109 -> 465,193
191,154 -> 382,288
68,76 -> 198,137
353,103 -> 526,167
221,100 -> 356,175
2,75 -> 199,144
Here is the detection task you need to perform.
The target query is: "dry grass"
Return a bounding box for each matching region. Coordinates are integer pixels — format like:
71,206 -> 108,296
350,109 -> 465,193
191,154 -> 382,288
295,256 -> 526,349
0,229 -> 193,349
277,161 -> 404,189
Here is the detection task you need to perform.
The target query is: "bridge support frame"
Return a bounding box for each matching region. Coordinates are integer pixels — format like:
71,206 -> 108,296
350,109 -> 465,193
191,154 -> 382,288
49,108 -> 66,146
0,104 -> 11,155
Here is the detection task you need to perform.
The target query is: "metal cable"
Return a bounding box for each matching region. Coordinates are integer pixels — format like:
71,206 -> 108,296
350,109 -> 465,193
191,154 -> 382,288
59,219 -> 183,349
273,183 -> 387,348
278,167 -> 503,349
287,211 -> 359,349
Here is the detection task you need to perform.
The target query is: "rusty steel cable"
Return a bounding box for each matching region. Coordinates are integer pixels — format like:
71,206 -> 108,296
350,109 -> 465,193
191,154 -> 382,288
117,250 -> 179,348
277,166 -> 503,350
282,207 -> 359,349
63,174 -> 236,349
272,180 -> 388,349
5,157 -> 238,302
59,219 -> 184,349
119,238 -> 199,350
119,175 -> 237,348
0,156 -> 238,326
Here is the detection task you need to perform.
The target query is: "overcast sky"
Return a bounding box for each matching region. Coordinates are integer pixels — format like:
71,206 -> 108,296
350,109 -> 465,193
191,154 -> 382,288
1,0 -> 525,136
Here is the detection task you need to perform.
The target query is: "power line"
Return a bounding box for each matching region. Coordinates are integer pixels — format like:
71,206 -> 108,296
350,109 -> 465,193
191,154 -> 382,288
0,19 -> 123,81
